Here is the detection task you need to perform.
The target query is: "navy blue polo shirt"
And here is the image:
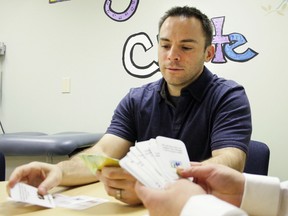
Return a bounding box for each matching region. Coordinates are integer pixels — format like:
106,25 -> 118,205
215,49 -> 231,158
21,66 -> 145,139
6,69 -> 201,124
106,67 -> 252,161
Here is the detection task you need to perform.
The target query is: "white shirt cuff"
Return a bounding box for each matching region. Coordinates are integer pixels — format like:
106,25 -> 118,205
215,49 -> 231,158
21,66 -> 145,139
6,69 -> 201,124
240,173 -> 281,216
181,194 -> 247,216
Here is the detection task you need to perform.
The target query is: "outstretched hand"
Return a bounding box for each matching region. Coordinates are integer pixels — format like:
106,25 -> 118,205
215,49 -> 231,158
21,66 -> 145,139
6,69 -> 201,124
7,162 -> 63,196
135,179 -> 206,216
178,163 -> 245,207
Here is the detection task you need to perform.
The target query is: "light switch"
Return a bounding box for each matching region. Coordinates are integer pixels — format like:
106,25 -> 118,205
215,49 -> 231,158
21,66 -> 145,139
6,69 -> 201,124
62,77 -> 71,93
0,42 -> 6,56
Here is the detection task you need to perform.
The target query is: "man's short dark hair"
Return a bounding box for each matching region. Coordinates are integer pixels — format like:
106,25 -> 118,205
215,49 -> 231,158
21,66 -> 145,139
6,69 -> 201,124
158,6 -> 213,48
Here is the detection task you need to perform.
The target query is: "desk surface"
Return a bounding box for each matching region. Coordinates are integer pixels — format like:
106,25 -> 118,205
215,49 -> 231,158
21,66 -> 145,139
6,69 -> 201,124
0,181 -> 147,216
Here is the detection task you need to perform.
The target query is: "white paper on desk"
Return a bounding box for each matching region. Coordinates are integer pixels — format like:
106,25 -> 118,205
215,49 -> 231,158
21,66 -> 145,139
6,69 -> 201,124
53,194 -> 108,210
10,182 -> 55,208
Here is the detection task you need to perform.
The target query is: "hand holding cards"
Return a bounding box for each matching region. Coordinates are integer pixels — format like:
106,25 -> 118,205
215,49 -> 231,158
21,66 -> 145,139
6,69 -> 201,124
10,182 -> 55,208
119,136 -> 191,189
79,136 -> 191,189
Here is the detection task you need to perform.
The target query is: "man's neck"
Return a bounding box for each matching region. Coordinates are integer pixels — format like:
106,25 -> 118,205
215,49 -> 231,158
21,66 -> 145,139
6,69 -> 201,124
167,85 -> 181,96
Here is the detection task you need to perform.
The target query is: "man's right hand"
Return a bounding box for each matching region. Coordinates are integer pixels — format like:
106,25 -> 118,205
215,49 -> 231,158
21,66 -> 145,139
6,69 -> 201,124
7,162 -> 63,196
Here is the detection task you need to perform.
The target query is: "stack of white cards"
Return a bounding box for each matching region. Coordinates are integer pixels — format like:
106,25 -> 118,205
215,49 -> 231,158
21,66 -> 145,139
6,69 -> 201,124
119,136 -> 191,189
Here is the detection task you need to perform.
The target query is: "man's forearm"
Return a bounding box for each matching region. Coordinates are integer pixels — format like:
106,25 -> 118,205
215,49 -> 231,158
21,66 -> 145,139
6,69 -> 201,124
202,148 -> 246,172
57,156 -> 99,186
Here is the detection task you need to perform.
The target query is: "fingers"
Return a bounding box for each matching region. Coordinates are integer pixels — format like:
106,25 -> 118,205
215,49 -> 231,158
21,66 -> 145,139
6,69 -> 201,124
7,162 -> 42,196
177,164 -> 216,180
99,168 -> 142,205
135,181 -> 158,206
189,161 -> 202,166
134,181 -> 147,200
8,163 -> 36,188
37,164 -> 62,195
101,166 -> 135,180
176,161 -> 202,176
7,162 -> 62,196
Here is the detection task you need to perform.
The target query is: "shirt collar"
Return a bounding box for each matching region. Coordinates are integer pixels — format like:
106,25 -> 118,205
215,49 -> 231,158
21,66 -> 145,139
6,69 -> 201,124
183,66 -> 214,102
160,66 -> 214,102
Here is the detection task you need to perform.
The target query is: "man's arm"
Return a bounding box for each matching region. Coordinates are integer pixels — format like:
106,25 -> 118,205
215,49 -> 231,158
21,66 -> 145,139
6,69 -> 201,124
7,134 -> 133,197
202,147 -> 246,172
58,133 -> 133,186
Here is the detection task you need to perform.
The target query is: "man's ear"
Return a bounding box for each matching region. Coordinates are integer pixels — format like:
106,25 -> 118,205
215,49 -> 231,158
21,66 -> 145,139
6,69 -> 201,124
204,45 -> 215,62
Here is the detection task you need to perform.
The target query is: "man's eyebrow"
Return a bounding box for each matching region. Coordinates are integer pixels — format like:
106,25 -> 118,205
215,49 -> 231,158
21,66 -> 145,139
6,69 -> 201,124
181,39 -> 198,43
159,37 -> 198,43
158,37 -> 170,42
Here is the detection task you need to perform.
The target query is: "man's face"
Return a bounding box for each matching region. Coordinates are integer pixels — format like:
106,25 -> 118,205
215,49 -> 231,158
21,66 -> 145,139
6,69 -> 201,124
158,16 -> 214,96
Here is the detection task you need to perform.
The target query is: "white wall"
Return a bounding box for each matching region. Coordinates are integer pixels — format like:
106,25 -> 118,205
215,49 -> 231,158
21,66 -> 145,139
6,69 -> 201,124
0,0 -> 287,180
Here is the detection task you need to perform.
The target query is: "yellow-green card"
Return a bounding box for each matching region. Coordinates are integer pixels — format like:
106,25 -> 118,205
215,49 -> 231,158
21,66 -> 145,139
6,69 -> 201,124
80,154 -> 119,174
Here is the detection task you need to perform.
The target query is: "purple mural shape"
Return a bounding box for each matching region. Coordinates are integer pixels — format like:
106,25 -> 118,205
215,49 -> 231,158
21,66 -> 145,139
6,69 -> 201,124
211,17 -> 230,63
104,0 -> 139,22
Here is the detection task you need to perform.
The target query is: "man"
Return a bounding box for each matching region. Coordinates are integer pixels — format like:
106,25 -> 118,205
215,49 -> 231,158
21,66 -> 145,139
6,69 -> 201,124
7,6 -> 251,205
135,163 -> 287,216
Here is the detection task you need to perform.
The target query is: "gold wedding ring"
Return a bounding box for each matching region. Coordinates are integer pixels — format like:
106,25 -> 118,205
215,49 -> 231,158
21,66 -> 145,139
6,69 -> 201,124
116,189 -> 122,200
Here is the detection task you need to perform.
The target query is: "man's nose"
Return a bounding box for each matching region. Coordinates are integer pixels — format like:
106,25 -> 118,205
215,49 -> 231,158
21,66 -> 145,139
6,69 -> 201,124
168,47 -> 180,61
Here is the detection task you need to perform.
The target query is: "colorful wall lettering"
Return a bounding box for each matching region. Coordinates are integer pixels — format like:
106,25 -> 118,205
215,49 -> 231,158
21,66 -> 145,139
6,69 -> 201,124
122,16 -> 258,78
104,0 -> 140,22
49,0 -> 140,21
48,1 -> 259,78
122,32 -> 159,78
211,16 -> 258,63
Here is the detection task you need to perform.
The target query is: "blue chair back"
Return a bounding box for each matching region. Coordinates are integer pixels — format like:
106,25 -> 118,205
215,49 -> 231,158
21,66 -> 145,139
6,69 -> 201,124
244,140 -> 270,175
